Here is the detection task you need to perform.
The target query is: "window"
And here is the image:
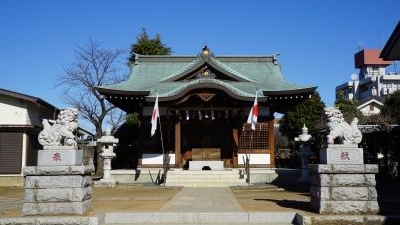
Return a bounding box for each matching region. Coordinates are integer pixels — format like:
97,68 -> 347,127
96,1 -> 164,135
372,67 -> 379,75
369,105 -> 374,111
0,132 -> 23,174
238,123 -> 269,153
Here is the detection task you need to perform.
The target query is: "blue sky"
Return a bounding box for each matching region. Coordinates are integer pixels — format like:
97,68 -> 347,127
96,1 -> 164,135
0,0 -> 399,132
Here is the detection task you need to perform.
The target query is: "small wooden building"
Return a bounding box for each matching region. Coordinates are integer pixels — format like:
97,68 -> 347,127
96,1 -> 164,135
97,47 -> 315,168
0,88 -> 58,186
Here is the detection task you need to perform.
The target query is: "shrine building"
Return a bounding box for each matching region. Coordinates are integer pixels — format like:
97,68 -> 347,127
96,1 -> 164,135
96,46 -> 316,169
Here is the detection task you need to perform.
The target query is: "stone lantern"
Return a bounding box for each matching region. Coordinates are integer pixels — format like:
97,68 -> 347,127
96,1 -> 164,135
95,129 -> 118,187
294,124 -> 314,183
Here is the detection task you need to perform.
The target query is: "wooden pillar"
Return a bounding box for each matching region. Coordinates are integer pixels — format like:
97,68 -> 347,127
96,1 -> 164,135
175,121 -> 181,168
268,119 -> 275,168
232,128 -> 239,168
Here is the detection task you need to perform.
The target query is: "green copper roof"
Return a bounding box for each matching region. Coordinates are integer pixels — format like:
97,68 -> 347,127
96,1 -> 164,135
97,48 -> 315,101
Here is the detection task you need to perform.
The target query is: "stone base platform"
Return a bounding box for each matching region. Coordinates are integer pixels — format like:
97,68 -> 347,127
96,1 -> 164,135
22,200 -> 92,216
189,161 -> 224,170
110,168 -> 301,185
0,216 -> 101,225
22,165 -> 93,216
165,170 -> 247,187
309,164 -> 379,215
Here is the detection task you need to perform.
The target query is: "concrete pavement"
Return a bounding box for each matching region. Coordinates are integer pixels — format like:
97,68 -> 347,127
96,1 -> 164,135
161,187 -> 243,212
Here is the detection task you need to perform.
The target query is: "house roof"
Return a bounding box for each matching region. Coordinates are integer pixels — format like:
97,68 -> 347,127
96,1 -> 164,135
355,49 -> 392,68
380,21 -> 400,60
0,88 -> 58,112
97,47 -> 316,103
0,88 -> 94,137
356,97 -> 384,110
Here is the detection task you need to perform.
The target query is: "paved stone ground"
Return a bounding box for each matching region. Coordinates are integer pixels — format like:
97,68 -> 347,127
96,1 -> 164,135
231,185 -> 315,214
161,187 -> 243,212
0,184 -> 314,217
1,180 -> 399,218
0,187 -> 24,217
90,185 -> 181,215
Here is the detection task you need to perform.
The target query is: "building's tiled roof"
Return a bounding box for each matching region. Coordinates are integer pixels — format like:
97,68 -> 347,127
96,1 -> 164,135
97,50 -> 315,101
0,88 -> 58,112
381,21 -> 400,60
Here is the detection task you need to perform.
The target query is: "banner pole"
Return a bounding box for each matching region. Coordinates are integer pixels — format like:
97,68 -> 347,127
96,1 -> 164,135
158,117 -> 166,186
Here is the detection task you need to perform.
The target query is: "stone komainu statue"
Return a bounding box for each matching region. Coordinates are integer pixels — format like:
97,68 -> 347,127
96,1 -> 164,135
324,107 -> 362,145
38,108 -> 79,146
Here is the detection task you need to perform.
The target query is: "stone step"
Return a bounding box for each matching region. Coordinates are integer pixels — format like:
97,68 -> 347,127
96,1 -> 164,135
167,173 -> 241,176
104,223 -> 291,225
168,171 -> 241,173
165,178 -> 246,182
167,173 -> 244,179
165,178 -> 242,181
165,183 -> 247,187
165,169 -> 246,187
2,214 -> 400,225
166,180 -> 246,184
0,216 -> 101,225
166,183 -> 248,187
102,212 -> 296,224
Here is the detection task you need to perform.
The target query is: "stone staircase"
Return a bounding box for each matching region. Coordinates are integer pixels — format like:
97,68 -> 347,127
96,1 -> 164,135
165,169 -> 247,187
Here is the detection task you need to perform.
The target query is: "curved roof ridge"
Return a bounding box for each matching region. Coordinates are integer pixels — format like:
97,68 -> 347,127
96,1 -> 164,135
160,56 -> 256,83
152,78 -> 256,99
160,57 -> 203,82
209,57 -> 255,82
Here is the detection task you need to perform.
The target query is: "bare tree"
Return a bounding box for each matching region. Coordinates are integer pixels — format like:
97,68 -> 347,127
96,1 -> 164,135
57,38 -> 128,138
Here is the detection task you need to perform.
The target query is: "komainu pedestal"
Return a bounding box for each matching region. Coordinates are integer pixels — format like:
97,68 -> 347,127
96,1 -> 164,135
22,146 -> 93,215
22,108 -> 93,215
310,107 -> 379,214
309,164 -> 379,214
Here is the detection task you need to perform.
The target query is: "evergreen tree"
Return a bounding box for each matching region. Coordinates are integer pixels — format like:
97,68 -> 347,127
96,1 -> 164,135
128,28 -> 171,64
382,90 -> 400,124
334,90 -> 362,123
278,92 -> 325,167
279,92 -> 326,141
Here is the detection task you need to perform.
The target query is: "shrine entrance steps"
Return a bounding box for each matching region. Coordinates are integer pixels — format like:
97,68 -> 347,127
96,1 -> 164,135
165,169 -> 247,187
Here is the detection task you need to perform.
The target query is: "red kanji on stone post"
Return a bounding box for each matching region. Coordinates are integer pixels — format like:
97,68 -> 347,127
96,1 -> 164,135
340,151 -> 350,160
52,152 -> 62,162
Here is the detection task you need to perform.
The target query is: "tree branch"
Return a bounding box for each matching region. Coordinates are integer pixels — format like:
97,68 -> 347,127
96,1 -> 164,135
57,38 -> 127,137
